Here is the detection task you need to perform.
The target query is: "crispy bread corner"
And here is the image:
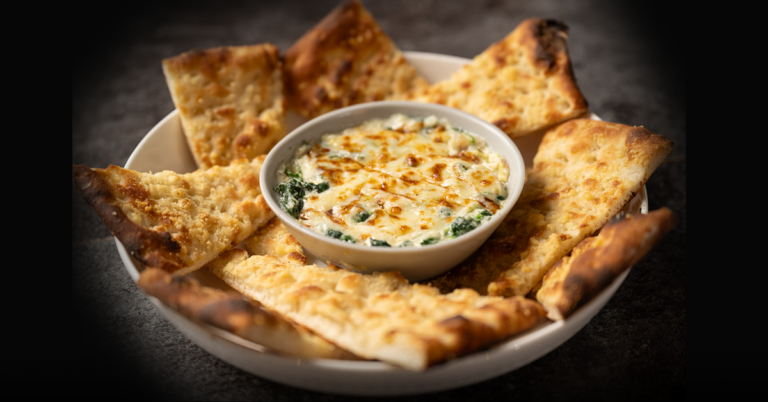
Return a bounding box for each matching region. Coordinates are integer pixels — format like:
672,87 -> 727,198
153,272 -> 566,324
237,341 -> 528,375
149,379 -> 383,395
72,157 -> 273,275
162,44 -> 286,169
537,207 -> 676,320
138,266 -> 355,359
283,0 -> 428,118
406,18 -> 588,138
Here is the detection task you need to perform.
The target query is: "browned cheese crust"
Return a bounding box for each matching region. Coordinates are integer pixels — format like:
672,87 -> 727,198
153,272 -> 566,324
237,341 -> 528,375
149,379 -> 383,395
206,250 -> 545,371
283,0 -> 429,118
72,157 -> 273,275
535,207 -> 676,320
162,44 -> 286,169
430,119 -> 673,297
137,267 -> 355,359
405,18 -> 588,138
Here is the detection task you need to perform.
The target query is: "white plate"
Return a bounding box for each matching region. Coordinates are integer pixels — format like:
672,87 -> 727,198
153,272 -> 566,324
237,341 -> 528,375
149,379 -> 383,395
117,51 -> 648,396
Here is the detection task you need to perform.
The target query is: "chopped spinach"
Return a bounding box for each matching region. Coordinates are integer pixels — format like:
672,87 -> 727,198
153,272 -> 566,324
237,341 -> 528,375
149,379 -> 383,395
284,165 -> 302,179
326,229 -> 343,239
274,179 -> 305,219
497,195 -> 506,201
448,217 -> 479,238
274,178 -> 329,219
398,240 -> 414,247
420,238 -> 439,246
353,211 -> 371,223
474,209 -> 492,220
305,181 -> 329,194
326,230 -> 355,243
370,239 -> 391,247
447,210 -> 493,238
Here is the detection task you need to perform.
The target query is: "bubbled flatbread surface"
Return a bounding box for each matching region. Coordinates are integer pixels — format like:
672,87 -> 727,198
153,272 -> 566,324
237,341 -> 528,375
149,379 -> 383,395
137,267 -> 354,359
207,248 -> 544,371
406,18 -> 588,138
162,44 -> 286,169
430,119 -> 672,297
72,157 -> 273,276
283,0 -> 429,119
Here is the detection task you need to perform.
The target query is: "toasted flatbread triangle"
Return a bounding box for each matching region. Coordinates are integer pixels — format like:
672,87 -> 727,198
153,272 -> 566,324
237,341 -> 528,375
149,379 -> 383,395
429,119 -> 673,297
137,267 -> 355,359
162,44 -> 286,169
206,248 -> 544,371
536,207 -> 676,320
242,217 -> 308,265
406,18 -> 588,138
72,157 -> 273,275
283,0 -> 429,118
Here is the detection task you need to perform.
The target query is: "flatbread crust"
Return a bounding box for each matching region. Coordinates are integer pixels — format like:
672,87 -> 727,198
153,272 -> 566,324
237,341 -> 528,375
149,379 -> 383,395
242,217 -> 307,265
162,44 -> 286,169
206,250 -> 545,371
405,18 -> 588,138
72,157 -> 273,275
536,207 -> 676,320
430,119 -> 673,297
283,0 -> 429,119
137,267 -> 355,359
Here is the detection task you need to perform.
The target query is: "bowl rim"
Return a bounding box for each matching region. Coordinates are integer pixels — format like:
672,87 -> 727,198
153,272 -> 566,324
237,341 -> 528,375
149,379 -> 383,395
260,100 -> 526,255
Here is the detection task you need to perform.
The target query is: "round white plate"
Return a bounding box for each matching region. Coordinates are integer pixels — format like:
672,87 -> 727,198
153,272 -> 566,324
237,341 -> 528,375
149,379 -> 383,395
117,51 -> 648,396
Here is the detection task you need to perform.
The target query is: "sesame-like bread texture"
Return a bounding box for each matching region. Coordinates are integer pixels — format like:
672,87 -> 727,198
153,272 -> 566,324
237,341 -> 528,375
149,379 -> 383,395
406,18 -> 588,138
243,217 -> 307,265
72,157 -> 273,276
206,249 -> 545,371
537,207 -> 676,320
162,44 -> 286,169
430,119 -> 673,297
137,267 -> 355,359
283,0 -> 429,119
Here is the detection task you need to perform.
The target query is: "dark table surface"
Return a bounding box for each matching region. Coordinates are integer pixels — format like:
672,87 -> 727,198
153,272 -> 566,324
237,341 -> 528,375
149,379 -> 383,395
71,0 -> 685,399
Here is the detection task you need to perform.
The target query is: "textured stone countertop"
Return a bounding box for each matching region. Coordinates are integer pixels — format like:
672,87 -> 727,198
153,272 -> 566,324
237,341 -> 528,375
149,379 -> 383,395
71,0 -> 685,399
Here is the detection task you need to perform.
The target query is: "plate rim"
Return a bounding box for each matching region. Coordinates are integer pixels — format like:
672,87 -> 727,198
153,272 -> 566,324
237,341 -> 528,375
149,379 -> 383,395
115,50 -> 649,395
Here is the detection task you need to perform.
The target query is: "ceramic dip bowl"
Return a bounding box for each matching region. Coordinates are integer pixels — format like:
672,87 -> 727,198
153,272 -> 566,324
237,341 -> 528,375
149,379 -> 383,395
261,101 -> 525,282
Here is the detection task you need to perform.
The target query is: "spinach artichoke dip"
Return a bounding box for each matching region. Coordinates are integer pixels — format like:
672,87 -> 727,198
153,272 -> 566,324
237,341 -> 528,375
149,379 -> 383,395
275,114 -> 510,247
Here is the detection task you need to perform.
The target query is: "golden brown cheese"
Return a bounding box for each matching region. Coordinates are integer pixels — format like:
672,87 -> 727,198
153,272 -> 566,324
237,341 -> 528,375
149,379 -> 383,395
430,119 -> 673,297
536,208 -> 676,320
162,44 -> 286,169
283,0 -> 429,118
72,157 -> 273,275
206,249 -> 545,371
277,115 -> 510,246
405,18 -> 588,138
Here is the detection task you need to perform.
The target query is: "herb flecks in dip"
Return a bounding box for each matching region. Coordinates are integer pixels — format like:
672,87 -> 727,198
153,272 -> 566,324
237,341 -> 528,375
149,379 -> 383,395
276,114 -> 510,247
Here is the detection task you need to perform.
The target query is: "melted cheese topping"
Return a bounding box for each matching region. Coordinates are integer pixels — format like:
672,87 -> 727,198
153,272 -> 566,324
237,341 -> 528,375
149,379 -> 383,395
277,114 -> 509,247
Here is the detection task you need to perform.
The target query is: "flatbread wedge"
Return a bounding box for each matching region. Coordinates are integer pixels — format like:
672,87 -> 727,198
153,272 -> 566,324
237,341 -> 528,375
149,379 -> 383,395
137,267 -> 355,359
536,207 -> 676,320
162,44 -> 286,169
405,18 -> 588,138
72,157 -> 273,275
283,0 -> 429,119
430,119 -> 673,297
206,250 -> 545,371
242,217 -> 307,265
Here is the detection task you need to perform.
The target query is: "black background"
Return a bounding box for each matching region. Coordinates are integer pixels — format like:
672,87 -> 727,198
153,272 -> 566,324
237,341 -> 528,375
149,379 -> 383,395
66,1 -> 690,400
